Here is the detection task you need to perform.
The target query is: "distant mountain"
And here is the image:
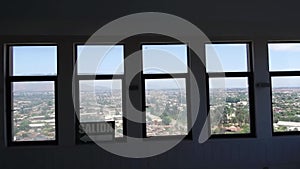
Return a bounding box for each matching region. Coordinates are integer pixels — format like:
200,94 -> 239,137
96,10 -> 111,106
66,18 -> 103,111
13,82 -> 54,92
80,83 -> 113,92
13,82 -> 120,92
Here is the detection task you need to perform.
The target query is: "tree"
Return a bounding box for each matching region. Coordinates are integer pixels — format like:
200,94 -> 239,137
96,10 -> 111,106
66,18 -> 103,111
160,112 -> 172,125
222,106 -> 231,124
47,100 -> 53,106
226,97 -> 240,103
18,120 -> 30,132
161,115 -> 172,125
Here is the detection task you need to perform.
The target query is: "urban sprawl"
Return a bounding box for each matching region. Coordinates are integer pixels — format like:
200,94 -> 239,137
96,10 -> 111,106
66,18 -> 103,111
12,87 -> 300,141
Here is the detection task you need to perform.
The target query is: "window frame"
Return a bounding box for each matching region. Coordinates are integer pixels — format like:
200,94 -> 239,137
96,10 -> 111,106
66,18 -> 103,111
6,43 -> 59,146
141,42 -> 193,140
74,43 -> 127,144
205,42 -> 256,138
268,41 -> 300,136
74,40 -> 194,142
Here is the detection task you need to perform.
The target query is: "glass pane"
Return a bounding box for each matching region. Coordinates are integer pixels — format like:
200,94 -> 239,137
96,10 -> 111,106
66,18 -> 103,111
79,80 -> 123,137
77,45 -> 124,75
12,81 -> 55,141
142,44 -> 188,74
209,77 -> 250,134
12,46 -> 57,76
206,44 -> 248,72
272,76 -> 300,132
145,78 -> 188,136
268,43 -> 300,71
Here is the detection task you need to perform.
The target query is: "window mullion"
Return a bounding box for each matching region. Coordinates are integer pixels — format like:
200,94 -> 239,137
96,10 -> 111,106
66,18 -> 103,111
124,40 -> 145,138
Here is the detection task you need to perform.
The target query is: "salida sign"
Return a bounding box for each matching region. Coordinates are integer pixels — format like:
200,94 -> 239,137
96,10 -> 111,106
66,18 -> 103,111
79,121 -> 115,142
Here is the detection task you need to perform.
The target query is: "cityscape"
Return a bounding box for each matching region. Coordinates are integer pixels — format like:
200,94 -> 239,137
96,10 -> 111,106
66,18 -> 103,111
79,87 -> 123,138
12,83 -> 300,141
146,88 -> 188,136
209,88 -> 251,134
79,85 -> 188,137
210,87 -> 300,134
272,88 -> 300,132
13,89 -> 56,141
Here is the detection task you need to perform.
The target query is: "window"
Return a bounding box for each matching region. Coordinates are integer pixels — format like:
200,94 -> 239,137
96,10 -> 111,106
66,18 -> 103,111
7,45 -> 58,144
206,43 -> 254,136
75,45 -> 125,141
269,43 -> 300,134
75,43 -> 191,141
142,44 -> 190,137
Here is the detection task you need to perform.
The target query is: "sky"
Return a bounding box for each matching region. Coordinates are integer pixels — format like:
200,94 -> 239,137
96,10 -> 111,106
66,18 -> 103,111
269,43 -> 300,71
142,44 -> 187,74
77,45 -> 124,75
145,78 -> 186,90
205,44 -> 248,73
13,46 -> 57,76
209,77 -> 248,89
12,43 -> 300,89
269,43 -> 300,88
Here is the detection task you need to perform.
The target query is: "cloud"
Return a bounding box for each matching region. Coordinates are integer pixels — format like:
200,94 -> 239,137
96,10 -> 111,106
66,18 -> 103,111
269,43 -> 300,52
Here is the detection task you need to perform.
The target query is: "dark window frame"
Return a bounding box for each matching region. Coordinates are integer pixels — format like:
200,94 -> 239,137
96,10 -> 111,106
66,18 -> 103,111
205,42 -> 256,138
140,42 -> 193,140
74,41 -> 194,142
6,44 -> 59,146
268,42 -> 300,136
74,43 -> 127,144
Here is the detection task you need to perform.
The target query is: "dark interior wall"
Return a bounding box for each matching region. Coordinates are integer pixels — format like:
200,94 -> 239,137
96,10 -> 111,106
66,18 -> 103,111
0,1 -> 300,169
0,0 -> 300,38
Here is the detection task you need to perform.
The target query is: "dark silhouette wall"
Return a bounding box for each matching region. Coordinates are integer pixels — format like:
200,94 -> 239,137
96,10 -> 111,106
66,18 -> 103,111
0,0 -> 300,169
